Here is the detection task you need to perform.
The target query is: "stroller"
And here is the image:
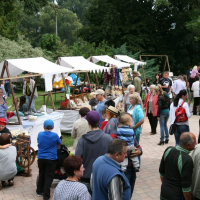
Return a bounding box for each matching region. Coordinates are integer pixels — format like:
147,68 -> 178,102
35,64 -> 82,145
36,143 -> 70,184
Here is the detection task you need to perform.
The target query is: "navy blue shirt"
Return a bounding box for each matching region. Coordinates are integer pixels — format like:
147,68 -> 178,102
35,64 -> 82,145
159,78 -> 172,93
37,130 -> 61,160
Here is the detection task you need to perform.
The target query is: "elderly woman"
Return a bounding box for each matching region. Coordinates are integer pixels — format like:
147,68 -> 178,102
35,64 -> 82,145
144,85 -> 158,135
0,88 -> 8,122
123,85 -> 143,112
71,107 -> 91,150
0,134 -> 17,188
53,156 -> 91,200
127,93 -> 144,142
103,106 -> 120,138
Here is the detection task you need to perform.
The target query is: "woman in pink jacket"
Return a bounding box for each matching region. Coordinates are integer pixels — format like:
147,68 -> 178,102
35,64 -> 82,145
144,85 -> 158,135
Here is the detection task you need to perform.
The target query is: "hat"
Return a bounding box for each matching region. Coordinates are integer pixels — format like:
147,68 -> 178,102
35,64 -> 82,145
0,118 -> 6,126
106,106 -> 120,116
93,89 -> 105,95
44,119 -> 54,130
133,71 -> 139,76
89,98 -> 98,107
85,111 -> 100,125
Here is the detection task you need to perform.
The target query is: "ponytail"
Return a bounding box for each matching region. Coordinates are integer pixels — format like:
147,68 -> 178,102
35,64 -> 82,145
174,90 -> 187,107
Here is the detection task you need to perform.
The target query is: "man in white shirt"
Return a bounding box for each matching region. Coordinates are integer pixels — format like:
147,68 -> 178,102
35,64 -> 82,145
172,76 -> 186,97
191,75 -> 200,115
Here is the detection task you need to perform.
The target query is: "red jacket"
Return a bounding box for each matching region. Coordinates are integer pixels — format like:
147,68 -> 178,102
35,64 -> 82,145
144,92 -> 158,117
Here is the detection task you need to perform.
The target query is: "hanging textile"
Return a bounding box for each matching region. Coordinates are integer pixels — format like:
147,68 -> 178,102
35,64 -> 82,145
114,68 -> 118,86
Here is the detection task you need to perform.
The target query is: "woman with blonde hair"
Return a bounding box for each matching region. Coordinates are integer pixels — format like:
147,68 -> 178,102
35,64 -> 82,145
127,93 -> 144,142
155,85 -> 170,145
123,84 -> 143,112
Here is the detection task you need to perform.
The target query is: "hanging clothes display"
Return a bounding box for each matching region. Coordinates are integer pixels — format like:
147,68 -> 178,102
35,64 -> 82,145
114,68 -> 118,86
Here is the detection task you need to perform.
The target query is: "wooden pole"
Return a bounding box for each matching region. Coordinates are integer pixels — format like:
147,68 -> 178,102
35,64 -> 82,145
86,72 -> 91,93
4,62 -> 22,125
163,58 -> 167,72
48,91 -> 55,111
166,56 -> 170,72
27,76 -> 39,111
0,73 -> 42,81
94,72 -> 99,87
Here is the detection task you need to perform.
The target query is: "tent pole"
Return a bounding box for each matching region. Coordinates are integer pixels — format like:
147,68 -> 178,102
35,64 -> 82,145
86,72 -> 91,93
28,76 -> 39,112
4,62 -> 22,125
166,56 -> 170,72
94,72 -> 99,87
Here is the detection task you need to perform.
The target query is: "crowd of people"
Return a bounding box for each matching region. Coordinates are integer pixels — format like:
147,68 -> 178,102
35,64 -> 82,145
0,68 -> 200,200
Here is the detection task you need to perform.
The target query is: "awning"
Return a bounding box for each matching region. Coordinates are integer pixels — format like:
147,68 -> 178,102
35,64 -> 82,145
115,55 -> 146,65
59,56 -> 109,73
88,55 -> 130,68
0,57 -> 74,78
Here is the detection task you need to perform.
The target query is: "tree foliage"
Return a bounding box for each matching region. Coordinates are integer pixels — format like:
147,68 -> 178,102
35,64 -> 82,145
78,0 -> 200,74
19,4 -> 82,46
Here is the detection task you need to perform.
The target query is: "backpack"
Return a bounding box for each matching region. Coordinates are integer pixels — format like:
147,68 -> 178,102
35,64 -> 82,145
175,101 -> 188,123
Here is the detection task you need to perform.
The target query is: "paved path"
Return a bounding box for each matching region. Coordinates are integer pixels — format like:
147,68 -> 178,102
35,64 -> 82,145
0,115 -> 199,200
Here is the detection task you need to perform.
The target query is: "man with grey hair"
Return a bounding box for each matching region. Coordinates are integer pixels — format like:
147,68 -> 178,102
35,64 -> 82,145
172,75 -> 186,97
159,132 -> 196,200
92,139 -> 131,200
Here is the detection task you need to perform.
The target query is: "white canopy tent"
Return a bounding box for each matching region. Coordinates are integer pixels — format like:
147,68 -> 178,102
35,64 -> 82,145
0,57 -> 76,124
59,56 -> 109,73
114,55 -> 146,66
88,55 -> 130,68
0,57 -> 74,78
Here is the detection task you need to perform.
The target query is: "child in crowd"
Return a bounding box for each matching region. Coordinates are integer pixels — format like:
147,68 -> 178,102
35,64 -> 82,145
100,108 -> 108,130
89,92 -> 98,111
117,112 -> 140,172
19,96 -> 28,113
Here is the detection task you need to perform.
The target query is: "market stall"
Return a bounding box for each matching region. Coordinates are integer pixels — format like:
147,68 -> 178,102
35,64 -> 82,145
0,57 -> 74,146
56,56 -> 110,132
88,55 -> 131,110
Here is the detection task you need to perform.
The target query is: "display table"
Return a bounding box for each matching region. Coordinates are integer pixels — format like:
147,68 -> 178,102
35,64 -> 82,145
8,112 -> 64,150
56,109 -> 80,133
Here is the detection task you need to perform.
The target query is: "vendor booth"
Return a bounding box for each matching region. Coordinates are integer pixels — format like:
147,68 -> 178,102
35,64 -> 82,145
88,55 -> 131,111
0,57 -> 74,148
56,56 -> 110,132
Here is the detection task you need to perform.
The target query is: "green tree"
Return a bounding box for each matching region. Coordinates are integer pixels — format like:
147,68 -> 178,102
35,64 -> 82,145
57,0 -> 91,24
19,4 -> 82,46
78,0 -> 200,74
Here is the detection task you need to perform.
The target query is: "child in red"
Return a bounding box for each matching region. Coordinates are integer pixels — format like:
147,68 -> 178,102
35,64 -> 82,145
100,108 -> 108,130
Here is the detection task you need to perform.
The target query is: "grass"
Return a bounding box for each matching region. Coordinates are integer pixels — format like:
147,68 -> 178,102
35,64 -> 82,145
7,91 -> 67,111
61,134 -> 74,147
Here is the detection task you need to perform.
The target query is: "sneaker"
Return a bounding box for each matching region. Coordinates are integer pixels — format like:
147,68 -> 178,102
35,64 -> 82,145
37,193 -> 42,197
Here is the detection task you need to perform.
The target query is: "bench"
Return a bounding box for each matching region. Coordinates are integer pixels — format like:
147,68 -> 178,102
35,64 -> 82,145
39,91 -> 64,104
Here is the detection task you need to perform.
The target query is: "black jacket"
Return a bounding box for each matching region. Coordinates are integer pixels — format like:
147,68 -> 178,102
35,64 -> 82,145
157,94 -> 170,117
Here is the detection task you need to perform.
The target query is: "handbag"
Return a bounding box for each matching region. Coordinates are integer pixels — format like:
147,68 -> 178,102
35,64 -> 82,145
169,120 -> 177,135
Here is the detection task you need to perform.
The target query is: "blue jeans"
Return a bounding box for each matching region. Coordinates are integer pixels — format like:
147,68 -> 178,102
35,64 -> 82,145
124,167 -> 136,196
26,96 -> 36,112
174,125 -> 190,146
135,135 -> 141,164
159,113 -> 169,141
